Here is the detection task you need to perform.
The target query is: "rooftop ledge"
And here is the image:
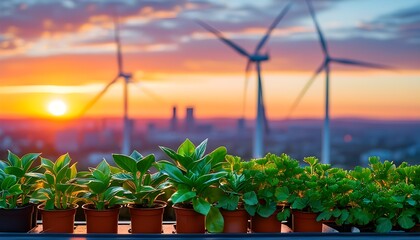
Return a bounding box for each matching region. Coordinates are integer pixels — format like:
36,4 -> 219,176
0,221 -> 418,240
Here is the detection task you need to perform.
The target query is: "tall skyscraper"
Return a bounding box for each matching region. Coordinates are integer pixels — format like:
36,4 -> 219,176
185,107 -> 195,132
170,106 -> 178,131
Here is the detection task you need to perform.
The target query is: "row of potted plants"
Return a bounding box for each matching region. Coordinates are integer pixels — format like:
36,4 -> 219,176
0,138 -> 419,234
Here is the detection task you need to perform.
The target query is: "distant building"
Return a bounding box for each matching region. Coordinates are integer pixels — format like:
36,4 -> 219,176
185,107 -> 195,132
237,118 -> 246,135
170,106 -> 178,131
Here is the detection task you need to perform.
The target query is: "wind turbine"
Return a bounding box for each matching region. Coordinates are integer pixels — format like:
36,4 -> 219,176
79,14 -> 133,155
287,0 -> 392,164
197,2 -> 292,158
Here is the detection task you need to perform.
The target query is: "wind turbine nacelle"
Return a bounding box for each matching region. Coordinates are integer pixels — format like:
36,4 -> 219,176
250,54 -> 269,62
120,73 -> 133,79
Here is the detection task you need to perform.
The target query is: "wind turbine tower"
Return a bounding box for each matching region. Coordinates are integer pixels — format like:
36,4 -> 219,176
79,14 -> 133,155
198,2 -> 292,158
287,0 -> 391,164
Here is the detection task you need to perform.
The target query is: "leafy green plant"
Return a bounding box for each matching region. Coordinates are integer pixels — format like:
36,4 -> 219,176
156,139 -> 227,233
242,153 -> 302,221
28,153 -> 84,210
0,169 -> 23,209
77,159 -> 133,210
288,157 -> 331,214
217,155 -> 257,211
111,151 -> 170,207
0,151 -> 41,208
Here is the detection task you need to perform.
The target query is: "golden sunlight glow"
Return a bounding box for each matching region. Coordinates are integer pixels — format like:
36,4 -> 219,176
47,99 -> 67,116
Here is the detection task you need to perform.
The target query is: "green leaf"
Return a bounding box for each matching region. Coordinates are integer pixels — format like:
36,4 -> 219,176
0,161 -> 8,170
171,189 -> 196,204
112,172 -> 133,181
291,197 -> 308,210
41,158 -> 54,172
177,139 -> 196,157
206,206 -> 224,233
193,197 -> 211,215
277,208 -> 291,221
398,215 -> 415,229
194,139 -> 208,159
92,169 -> 107,182
21,153 -> 40,173
257,201 -> 276,218
69,163 -> 77,179
208,147 -> 227,168
332,208 -> 341,218
6,184 -> 22,196
156,161 -> 188,184
96,160 -> 110,176
1,175 -> 17,190
243,191 -> 258,205
87,180 -> 107,194
53,153 -> 71,173
316,211 -> 333,221
217,195 -> 239,211
245,204 -> 257,216
137,154 -> 155,173
376,217 -> 392,233
45,173 -> 55,185
7,150 -> 20,167
130,150 -> 143,161
275,186 -> 289,202
4,166 -> 24,178
112,154 -> 137,173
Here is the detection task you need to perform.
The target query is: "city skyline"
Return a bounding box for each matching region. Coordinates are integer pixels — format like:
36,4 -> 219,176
0,0 -> 419,120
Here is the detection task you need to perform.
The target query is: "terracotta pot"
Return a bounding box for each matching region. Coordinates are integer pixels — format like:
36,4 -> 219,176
38,204 -> 77,233
250,210 -> 282,233
82,204 -> 121,233
0,204 -> 34,232
173,204 -> 205,233
292,210 -> 322,232
221,208 -> 249,233
128,200 -> 167,234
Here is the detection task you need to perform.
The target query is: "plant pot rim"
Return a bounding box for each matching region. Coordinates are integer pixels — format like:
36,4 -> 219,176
37,203 -> 78,211
172,203 -> 194,210
127,200 -> 167,210
82,203 -> 122,211
0,203 -> 34,210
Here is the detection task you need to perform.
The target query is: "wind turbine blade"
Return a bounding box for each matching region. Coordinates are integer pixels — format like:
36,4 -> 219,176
113,13 -> 123,74
306,0 -> 328,55
196,20 -> 251,57
261,100 -> 270,134
286,63 -> 325,119
331,58 -> 393,70
133,83 -> 167,105
79,75 -> 120,117
242,60 -> 253,118
254,1 -> 293,53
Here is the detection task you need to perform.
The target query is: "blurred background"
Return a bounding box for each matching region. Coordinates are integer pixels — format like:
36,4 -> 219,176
0,0 -> 419,169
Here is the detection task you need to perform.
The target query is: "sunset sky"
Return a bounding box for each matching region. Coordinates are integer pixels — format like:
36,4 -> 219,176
0,0 -> 419,120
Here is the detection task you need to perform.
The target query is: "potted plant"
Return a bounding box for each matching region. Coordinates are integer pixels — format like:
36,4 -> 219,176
217,155 -> 257,233
111,151 -> 170,233
346,158 -> 420,232
288,157 -> 330,232
157,139 -> 227,233
243,153 -> 302,232
0,151 -> 40,232
29,153 -> 84,233
77,159 -> 133,233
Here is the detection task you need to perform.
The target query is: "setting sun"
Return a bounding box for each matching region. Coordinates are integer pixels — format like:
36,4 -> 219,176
47,99 -> 67,116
